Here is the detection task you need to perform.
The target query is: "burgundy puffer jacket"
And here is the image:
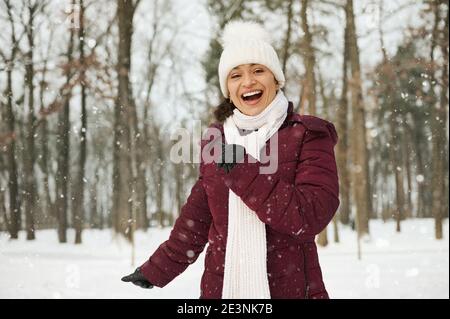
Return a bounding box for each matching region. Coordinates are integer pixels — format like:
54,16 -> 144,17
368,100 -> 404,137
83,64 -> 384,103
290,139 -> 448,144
140,102 -> 339,299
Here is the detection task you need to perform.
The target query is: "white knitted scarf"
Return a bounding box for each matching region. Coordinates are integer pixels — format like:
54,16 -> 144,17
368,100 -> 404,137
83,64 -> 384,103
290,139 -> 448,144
221,90 -> 288,299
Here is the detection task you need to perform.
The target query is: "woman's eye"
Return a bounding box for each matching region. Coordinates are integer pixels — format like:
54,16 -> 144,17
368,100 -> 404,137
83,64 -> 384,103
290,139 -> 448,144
231,74 -> 241,79
255,69 -> 264,73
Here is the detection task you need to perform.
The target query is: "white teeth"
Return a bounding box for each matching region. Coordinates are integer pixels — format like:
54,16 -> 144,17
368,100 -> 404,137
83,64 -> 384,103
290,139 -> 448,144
242,90 -> 262,97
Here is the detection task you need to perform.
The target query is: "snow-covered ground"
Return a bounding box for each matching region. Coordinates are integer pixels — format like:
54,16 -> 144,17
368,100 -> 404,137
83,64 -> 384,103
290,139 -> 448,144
0,218 -> 448,299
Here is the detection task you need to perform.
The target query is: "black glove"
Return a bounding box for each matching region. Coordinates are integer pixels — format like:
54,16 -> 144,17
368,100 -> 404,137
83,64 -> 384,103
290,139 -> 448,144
216,143 -> 246,173
121,267 -> 154,289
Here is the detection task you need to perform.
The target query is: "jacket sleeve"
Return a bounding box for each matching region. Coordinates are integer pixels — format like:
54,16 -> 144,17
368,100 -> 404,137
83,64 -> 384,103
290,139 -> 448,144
221,117 -> 339,241
140,163 -> 212,287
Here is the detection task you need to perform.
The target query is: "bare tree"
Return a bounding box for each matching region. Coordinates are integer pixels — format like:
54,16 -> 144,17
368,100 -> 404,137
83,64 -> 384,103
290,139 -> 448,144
22,0 -> 42,240
439,0 -> 449,228
281,0 -> 294,75
346,0 -> 370,239
297,0 -> 317,116
336,18 -> 351,227
72,0 -> 87,244
112,0 -> 141,240
56,0 -> 77,243
38,17 -> 56,230
0,0 -> 24,239
429,0 -> 448,239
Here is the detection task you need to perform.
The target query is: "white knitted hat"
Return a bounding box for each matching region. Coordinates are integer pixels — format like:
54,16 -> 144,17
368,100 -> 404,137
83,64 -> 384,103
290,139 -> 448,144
218,20 -> 285,98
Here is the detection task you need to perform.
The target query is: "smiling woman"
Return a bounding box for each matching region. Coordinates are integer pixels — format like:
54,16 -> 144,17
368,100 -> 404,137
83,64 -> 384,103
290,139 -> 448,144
122,20 -> 340,300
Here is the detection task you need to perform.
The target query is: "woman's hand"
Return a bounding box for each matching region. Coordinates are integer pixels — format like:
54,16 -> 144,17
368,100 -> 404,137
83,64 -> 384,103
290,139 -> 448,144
217,143 -> 246,173
121,267 -> 154,289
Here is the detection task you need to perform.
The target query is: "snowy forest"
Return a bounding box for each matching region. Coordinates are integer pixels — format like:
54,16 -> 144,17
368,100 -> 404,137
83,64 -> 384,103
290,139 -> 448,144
0,0 -> 448,298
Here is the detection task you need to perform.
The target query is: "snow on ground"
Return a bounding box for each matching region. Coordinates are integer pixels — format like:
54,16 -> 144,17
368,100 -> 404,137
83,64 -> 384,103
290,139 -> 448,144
319,219 -> 448,299
0,218 -> 448,299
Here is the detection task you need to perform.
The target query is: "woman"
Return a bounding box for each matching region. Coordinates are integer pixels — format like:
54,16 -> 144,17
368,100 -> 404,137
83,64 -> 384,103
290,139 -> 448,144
122,20 -> 339,299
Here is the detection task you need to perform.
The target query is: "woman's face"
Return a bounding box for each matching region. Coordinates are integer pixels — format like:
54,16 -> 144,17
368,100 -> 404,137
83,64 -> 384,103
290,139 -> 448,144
227,63 -> 278,116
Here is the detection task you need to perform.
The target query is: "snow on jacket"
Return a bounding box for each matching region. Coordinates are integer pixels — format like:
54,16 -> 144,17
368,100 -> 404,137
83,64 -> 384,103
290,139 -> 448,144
140,102 -> 340,299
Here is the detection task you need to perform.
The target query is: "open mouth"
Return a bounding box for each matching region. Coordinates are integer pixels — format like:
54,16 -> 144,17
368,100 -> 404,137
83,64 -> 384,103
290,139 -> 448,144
241,90 -> 263,105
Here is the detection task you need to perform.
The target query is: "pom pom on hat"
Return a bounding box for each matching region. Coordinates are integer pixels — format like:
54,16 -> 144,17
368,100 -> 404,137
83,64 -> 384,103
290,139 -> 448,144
220,20 -> 272,47
218,20 -> 285,98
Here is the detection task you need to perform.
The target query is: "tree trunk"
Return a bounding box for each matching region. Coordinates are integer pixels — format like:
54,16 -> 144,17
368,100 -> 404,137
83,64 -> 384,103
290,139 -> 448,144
39,27 -> 56,229
173,162 -> 184,227
392,138 -> 405,232
0,189 -> 8,233
402,119 -> 413,219
129,100 -> 148,230
157,156 -> 164,228
5,65 -> 20,239
410,114 -> 427,218
89,168 -> 99,228
113,0 -> 140,240
336,22 -> 351,226
430,2 -> 448,239
39,92 -> 54,230
364,127 -> 374,220
298,0 -> 317,115
441,3 -> 449,221
281,0 -> 294,75
72,0 -> 87,244
316,65 -> 334,246
332,215 -> 340,243
23,3 -> 38,240
3,0 -> 21,241
371,159 -> 380,219
56,1 -> 76,243
381,162 -> 390,222
316,228 -> 328,247
346,0 -> 370,237
383,70 -> 405,230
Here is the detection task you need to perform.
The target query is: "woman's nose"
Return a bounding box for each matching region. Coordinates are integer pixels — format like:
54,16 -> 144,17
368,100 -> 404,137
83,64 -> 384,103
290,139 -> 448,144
242,74 -> 256,87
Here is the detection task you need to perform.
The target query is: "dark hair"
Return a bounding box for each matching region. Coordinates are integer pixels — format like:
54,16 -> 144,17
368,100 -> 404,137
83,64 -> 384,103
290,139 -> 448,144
214,98 -> 236,123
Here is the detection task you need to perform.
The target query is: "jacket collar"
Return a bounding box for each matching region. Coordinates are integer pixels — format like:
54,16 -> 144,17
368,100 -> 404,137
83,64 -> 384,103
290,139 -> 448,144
279,101 -> 299,129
